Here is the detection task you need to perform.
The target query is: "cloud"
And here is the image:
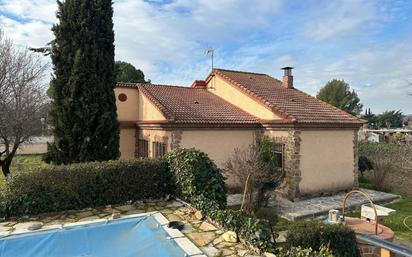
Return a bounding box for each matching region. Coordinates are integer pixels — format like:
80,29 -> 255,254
0,15 -> 53,48
302,0 -> 380,41
0,0 -> 411,113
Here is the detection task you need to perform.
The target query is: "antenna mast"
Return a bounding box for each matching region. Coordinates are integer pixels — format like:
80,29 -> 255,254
204,47 -> 214,72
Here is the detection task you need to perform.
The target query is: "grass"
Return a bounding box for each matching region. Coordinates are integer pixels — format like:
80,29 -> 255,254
380,194 -> 412,241
10,154 -> 48,172
0,154 -> 48,189
273,217 -> 293,231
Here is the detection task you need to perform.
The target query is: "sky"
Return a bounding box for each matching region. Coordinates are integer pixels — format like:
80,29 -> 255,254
1,0 -> 412,114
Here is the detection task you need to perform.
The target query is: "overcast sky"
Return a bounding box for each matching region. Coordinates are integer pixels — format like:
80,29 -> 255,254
1,0 -> 411,114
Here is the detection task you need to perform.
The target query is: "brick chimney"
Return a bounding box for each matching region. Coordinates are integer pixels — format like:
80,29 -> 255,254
281,67 -> 294,89
191,80 -> 206,89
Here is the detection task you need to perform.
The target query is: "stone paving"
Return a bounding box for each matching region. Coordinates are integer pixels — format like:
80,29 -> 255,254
0,200 -> 260,257
228,189 -> 400,221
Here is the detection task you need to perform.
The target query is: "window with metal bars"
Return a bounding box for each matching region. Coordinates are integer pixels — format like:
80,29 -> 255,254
274,143 -> 284,169
137,139 -> 149,158
152,141 -> 167,158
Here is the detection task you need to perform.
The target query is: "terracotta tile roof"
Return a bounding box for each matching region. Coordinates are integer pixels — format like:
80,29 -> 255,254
213,68 -> 364,126
116,82 -> 259,125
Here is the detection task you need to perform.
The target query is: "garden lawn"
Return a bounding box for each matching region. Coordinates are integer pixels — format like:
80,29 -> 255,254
382,195 -> 412,242
0,154 -> 48,189
10,154 -> 48,172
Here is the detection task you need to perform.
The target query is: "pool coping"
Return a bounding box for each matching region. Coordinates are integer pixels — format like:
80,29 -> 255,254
0,212 -> 207,257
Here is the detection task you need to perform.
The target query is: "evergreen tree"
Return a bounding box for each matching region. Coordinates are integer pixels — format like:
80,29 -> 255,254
115,61 -> 148,83
317,79 -> 363,116
45,0 -> 119,164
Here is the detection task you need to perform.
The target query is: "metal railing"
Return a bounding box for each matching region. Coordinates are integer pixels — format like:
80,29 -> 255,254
358,234 -> 412,257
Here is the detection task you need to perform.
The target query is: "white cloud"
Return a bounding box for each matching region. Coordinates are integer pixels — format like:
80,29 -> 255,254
303,0 -> 380,41
0,0 -> 411,113
0,0 -> 56,23
0,15 -> 53,48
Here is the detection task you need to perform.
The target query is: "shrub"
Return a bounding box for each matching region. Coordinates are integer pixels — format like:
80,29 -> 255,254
210,209 -> 275,252
276,246 -> 334,257
358,156 -> 373,177
165,148 -> 226,211
359,142 -> 412,190
165,148 -> 276,252
286,221 -> 360,257
0,159 -> 174,217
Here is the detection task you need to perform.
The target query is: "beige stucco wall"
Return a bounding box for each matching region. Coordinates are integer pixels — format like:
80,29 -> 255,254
115,87 -> 166,122
115,88 -> 140,121
138,94 -> 166,121
119,128 -> 136,159
299,130 -> 356,194
179,129 -> 256,167
206,76 -> 282,120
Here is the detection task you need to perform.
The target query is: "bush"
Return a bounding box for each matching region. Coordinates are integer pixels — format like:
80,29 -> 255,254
165,148 -> 226,211
210,209 -> 275,252
358,156 -> 373,176
359,142 -> 412,190
286,221 -> 360,257
276,246 -> 334,257
166,148 -> 276,252
0,159 -> 174,217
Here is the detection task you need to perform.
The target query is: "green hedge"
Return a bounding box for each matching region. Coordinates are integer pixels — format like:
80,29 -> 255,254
165,148 -> 226,210
286,221 -> 360,257
165,148 -> 276,252
0,159 -> 174,217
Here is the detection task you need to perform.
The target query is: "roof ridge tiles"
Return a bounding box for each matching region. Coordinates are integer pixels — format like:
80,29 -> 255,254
214,68 -> 268,76
117,82 -> 205,90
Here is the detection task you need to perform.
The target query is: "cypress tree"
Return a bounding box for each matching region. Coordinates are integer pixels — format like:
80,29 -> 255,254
46,0 -> 119,164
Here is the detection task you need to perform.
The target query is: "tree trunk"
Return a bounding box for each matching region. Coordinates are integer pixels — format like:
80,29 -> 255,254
1,161 -> 10,177
0,146 -> 17,177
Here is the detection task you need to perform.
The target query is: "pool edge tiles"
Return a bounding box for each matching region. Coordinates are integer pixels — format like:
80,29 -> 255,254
152,212 -> 206,257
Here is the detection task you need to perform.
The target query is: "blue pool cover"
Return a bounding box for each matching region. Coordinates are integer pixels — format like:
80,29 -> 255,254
0,215 -> 187,257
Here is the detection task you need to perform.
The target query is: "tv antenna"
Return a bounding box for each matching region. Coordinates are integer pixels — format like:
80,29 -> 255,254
204,47 -> 214,71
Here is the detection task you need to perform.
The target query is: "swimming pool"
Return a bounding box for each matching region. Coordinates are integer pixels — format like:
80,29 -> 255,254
0,213 -> 204,257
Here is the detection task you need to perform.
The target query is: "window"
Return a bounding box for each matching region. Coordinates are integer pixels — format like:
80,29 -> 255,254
152,141 -> 167,158
274,143 -> 284,169
137,139 -> 149,158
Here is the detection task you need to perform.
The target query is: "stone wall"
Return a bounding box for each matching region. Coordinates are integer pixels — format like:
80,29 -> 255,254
271,129 -> 302,200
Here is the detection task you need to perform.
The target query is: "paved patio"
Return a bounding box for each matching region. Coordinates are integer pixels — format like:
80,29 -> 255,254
0,200 -> 260,257
227,189 -> 400,221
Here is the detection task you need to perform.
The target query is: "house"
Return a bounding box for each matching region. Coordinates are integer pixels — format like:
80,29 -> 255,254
358,128 -> 412,144
114,68 -> 363,200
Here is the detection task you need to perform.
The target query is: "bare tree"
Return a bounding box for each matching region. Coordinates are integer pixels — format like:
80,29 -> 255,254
0,30 -> 48,177
224,136 -> 283,216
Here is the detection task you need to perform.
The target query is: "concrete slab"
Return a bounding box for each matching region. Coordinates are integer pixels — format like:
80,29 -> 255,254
227,189 -> 400,221
268,189 -> 400,221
